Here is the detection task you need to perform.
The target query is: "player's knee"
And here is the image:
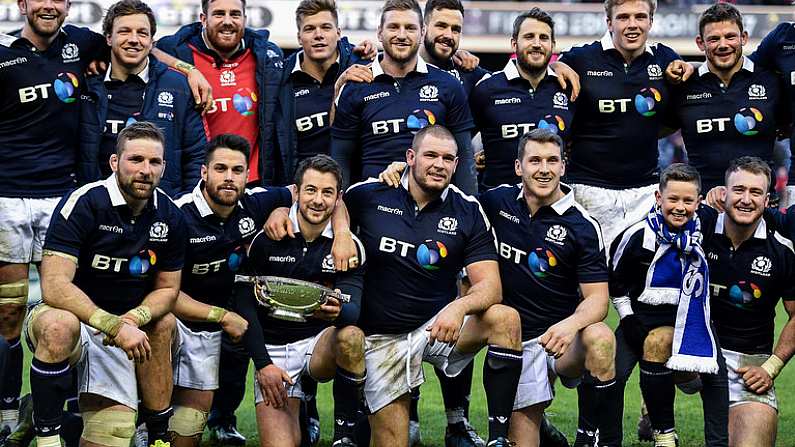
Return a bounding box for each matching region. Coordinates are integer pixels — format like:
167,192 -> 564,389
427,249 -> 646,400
33,309 -> 80,355
145,312 -> 176,339
484,304 -> 521,342
583,322 -> 615,355
168,405 -> 208,437
81,407 -> 136,447
643,327 -> 673,362
335,325 -> 364,359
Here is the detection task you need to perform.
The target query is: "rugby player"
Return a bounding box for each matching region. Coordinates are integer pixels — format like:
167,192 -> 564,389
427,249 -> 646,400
167,133 -> 294,447
79,0 -> 209,197
331,0 -> 477,194
25,122 -> 186,447
469,8 -> 575,191
666,3 -> 786,192
233,155 -> 366,447
344,125 -> 522,447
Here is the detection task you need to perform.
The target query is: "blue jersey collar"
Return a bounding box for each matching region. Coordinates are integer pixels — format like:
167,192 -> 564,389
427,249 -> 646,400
516,182 -> 574,215
371,54 -> 429,78
502,58 -> 557,82
600,31 -> 654,56
698,55 -> 754,77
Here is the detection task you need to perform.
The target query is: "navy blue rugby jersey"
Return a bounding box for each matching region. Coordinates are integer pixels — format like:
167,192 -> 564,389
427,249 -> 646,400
706,214 -> 795,355
343,174 -> 497,335
0,26 -> 106,198
236,204 -> 366,350
174,182 -> 292,332
480,183 -> 607,340
290,52 -> 339,161
332,55 -> 474,181
667,58 -> 785,191
470,60 -> 574,189
432,58 -> 490,98
44,175 -> 186,315
750,22 -> 795,183
558,33 -> 680,189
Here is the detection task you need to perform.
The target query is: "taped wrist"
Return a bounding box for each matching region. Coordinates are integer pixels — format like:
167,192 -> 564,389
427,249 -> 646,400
206,306 -> 227,323
761,354 -> 784,379
88,309 -> 123,338
127,305 -> 152,327
175,61 -> 195,75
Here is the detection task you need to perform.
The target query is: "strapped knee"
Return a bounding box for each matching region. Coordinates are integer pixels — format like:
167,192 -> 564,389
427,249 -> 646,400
168,406 -> 208,437
81,408 -> 136,447
0,279 -> 28,305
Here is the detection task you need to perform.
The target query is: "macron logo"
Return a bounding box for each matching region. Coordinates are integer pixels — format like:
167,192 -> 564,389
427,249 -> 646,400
0,57 -> 27,69
587,70 -> 613,77
190,235 -> 217,244
378,205 -> 404,216
364,91 -> 390,102
98,224 -> 123,234
687,92 -> 712,100
269,255 -> 296,263
494,97 -> 521,105
499,210 -> 520,224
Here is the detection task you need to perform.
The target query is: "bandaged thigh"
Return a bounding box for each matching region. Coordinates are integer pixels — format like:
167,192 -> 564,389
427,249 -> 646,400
0,279 -> 28,305
81,408 -> 136,447
168,405 -> 208,437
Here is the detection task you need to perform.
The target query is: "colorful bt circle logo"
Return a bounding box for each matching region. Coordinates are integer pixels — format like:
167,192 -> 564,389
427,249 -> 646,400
53,72 -> 79,103
416,240 -> 447,270
537,114 -> 566,134
734,107 -> 763,136
528,248 -> 557,278
227,246 -> 244,272
129,249 -> 157,276
728,281 -> 761,308
407,109 -> 436,132
233,87 -> 257,116
634,87 -> 661,117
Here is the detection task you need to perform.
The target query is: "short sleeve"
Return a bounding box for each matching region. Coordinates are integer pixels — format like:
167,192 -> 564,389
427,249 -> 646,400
576,219 -> 608,283
464,201 -> 498,266
43,190 -> 96,258
444,81 -> 474,134
158,206 -> 187,271
246,187 -> 293,226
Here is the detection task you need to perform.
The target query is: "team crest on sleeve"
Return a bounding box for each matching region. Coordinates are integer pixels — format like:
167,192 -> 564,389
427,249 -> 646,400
750,255 -> 772,277
545,225 -> 567,245
437,217 -> 458,235
149,221 -> 169,241
157,91 -> 174,107
238,217 -> 256,237
747,84 -> 767,100
322,254 -> 335,273
61,43 -> 79,63
646,64 -> 662,80
419,85 -> 439,101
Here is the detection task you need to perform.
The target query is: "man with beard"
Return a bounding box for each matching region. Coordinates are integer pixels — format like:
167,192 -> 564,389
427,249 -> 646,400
469,8 -> 574,191
666,3 -> 786,193
344,125 -> 522,447
168,134 -> 294,447
79,0 -> 209,198
23,122 -> 186,447
233,155 -> 367,447
332,0 -> 477,194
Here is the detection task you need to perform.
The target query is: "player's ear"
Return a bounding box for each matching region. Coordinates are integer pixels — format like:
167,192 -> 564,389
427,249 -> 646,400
109,154 -> 119,173
201,164 -> 208,182
514,158 -> 521,177
740,30 -> 749,46
695,35 -> 705,52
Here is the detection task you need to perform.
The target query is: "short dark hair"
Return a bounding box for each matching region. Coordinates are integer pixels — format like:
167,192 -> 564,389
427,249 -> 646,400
698,2 -> 743,37
659,163 -> 702,194
103,0 -> 157,37
517,128 -> 563,161
295,154 -> 343,192
204,134 -> 251,165
295,0 -> 338,28
380,0 -> 423,27
725,156 -> 771,190
423,0 -> 464,23
116,121 -> 165,155
411,125 -> 457,154
202,0 -> 247,16
604,0 -> 656,20
512,8 -> 555,42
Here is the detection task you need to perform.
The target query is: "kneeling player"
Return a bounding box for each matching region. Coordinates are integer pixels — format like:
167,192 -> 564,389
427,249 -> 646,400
168,135 -> 294,447
25,122 -> 186,447
236,155 -> 367,447
350,125 -> 522,447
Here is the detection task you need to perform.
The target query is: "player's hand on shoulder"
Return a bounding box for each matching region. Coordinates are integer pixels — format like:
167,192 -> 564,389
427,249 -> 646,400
705,186 -> 727,211
187,68 -> 214,114
113,323 -> 152,363
539,319 -> 579,358
264,207 -> 294,240
220,311 -> 248,342
85,60 -> 107,77
335,63 -> 374,96
256,364 -> 293,409
378,161 -> 407,188
332,231 -> 358,272
664,60 -> 694,85
313,296 -> 341,321
550,61 -> 580,102
427,301 -> 466,346
353,39 -> 378,60
452,49 -> 479,71
737,365 -> 774,394
474,150 -> 485,172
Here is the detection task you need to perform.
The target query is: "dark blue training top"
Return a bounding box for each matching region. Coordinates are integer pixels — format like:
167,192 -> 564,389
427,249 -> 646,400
344,173 -> 497,335
480,183 -> 607,340
558,33 -> 680,189
0,27 -> 106,198
175,182 -> 292,332
470,59 -> 575,189
44,175 -> 186,315
432,58 -> 490,98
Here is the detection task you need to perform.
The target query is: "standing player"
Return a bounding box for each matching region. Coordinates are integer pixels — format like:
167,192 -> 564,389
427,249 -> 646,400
79,0 -> 209,197
345,125 -> 523,447
168,134 -> 294,447
332,0 -> 477,194
469,8 -> 574,190
234,155 -> 367,447
706,157 -> 795,447
477,129 -> 618,447
25,122 -> 186,447
667,3 -> 786,192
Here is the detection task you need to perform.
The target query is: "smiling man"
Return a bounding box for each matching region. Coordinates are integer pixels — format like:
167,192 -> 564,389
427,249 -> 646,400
79,0 -> 208,198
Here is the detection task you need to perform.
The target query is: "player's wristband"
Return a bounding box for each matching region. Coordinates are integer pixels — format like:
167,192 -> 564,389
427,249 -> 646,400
88,309 -> 124,338
760,354 -> 785,379
207,306 -> 227,323
174,61 -> 195,75
128,305 -> 152,327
